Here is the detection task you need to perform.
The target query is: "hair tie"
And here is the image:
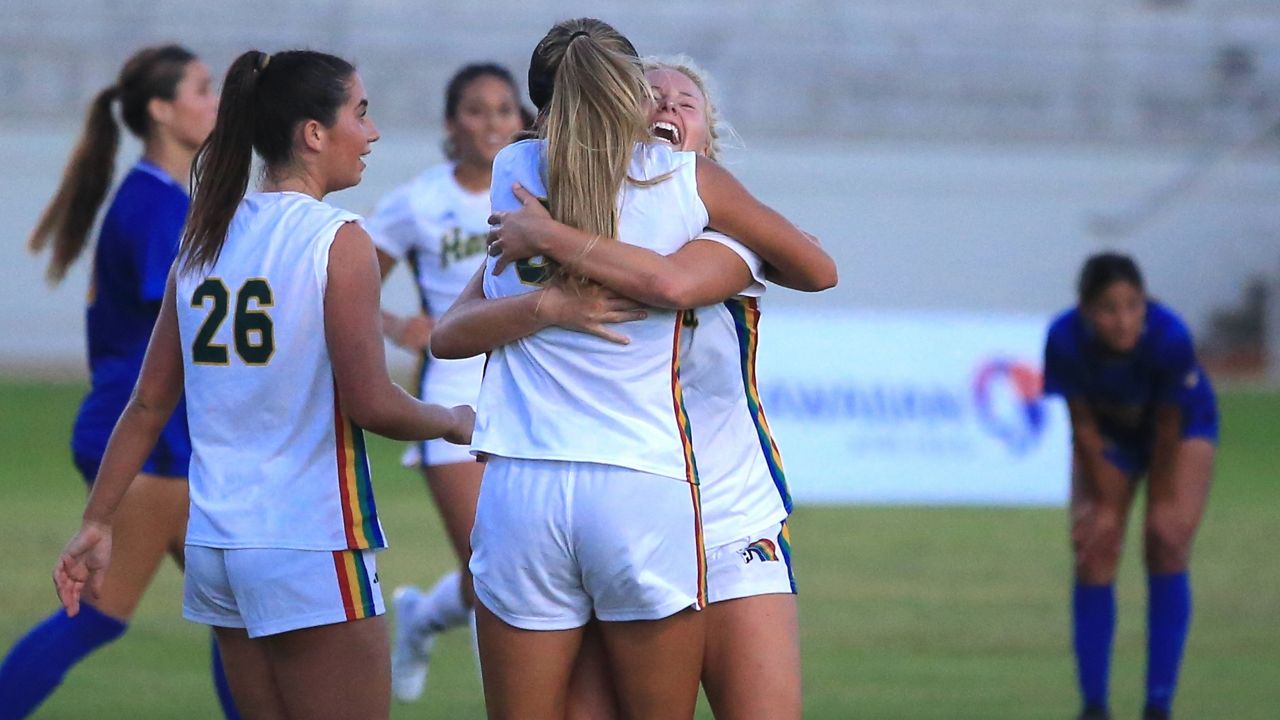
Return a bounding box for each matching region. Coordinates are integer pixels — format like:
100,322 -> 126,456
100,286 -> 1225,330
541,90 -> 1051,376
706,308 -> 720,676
569,30 -> 590,42
257,53 -> 272,73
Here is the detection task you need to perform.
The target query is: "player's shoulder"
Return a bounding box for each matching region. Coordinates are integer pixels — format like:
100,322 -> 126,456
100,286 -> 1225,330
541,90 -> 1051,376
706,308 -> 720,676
1145,300 -> 1190,337
495,138 -> 542,168
1144,300 -> 1194,356
1045,307 -> 1082,350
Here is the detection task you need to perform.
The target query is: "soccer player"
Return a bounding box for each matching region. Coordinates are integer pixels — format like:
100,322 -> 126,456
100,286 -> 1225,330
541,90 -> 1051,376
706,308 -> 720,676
1044,253 -> 1218,720
0,45 -> 240,719
450,56 -> 819,720
52,49 -> 472,719
437,18 -> 834,720
364,62 -> 530,703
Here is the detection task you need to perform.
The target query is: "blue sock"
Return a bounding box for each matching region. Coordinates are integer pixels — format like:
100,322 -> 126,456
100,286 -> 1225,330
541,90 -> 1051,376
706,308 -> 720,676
1146,572 -> 1191,715
211,633 -> 242,720
0,604 -> 127,719
1073,582 -> 1116,712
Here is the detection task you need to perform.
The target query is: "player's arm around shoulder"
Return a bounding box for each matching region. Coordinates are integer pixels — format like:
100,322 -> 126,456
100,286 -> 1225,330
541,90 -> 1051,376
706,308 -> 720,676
695,154 -> 838,292
324,222 -> 471,444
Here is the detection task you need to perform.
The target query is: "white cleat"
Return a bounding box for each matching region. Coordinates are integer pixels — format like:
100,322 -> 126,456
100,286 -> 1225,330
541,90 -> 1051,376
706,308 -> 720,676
391,585 -> 438,703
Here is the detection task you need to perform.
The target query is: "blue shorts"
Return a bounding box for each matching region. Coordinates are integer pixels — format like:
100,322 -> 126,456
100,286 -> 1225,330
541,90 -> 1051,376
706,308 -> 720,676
1101,400 -> 1219,479
73,450 -> 189,485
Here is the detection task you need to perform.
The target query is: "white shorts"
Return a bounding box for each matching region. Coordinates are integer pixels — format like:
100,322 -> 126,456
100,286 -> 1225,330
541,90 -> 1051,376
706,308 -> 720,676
401,353 -> 484,468
183,545 -> 385,638
470,457 -> 706,630
705,521 -> 796,604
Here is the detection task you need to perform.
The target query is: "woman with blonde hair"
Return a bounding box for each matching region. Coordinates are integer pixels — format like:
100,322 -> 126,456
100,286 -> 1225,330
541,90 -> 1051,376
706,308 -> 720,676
444,18 -> 834,720
439,55 -> 819,720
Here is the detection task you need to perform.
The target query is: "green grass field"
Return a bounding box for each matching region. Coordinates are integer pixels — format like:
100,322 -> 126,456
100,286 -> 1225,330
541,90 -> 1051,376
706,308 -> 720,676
1,381 -> 1277,719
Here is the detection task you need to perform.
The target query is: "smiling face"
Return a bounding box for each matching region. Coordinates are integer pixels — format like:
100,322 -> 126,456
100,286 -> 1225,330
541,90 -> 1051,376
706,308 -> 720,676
319,72 -> 379,193
646,67 -> 710,156
1083,280 -> 1147,354
446,74 -> 524,169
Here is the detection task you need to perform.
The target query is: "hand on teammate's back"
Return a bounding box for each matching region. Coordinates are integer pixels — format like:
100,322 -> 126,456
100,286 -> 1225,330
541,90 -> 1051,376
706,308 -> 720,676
539,283 -> 646,345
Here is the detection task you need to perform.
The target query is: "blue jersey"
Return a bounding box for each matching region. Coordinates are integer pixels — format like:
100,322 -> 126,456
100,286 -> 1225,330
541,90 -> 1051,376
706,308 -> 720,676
70,160 -> 191,480
1043,301 -> 1218,467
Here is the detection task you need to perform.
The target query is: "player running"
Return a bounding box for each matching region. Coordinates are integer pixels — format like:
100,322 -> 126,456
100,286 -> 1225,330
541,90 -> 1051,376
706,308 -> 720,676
0,45 -> 239,720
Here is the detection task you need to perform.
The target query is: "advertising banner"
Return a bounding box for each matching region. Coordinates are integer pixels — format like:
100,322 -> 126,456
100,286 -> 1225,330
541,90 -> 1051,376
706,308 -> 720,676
755,309 -> 1070,506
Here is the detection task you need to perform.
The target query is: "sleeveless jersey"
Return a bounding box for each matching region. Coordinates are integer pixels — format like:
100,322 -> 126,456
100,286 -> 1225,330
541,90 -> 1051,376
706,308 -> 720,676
176,192 -> 386,551
681,231 -> 791,546
366,163 -> 489,411
471,139 -> 708,481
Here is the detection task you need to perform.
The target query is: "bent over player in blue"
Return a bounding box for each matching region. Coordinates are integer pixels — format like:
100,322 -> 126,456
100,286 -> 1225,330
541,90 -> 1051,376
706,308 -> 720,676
1044,253 -> 1218,720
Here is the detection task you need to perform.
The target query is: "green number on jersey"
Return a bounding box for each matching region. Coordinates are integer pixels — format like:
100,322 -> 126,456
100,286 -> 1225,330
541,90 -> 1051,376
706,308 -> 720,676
190,278 -> 276,366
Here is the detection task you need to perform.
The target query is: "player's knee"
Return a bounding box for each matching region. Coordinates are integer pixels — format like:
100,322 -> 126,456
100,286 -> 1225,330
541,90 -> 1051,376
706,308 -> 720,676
1144,515 -> 1195,572
1073,512 -> 1124,579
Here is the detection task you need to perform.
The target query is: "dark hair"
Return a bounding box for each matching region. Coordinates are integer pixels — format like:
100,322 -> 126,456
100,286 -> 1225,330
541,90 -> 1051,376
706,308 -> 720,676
182,49 -> 355,273
527,19 -> 638,113
28,44 -> 197,283
1078,252 -> 1145,306
442,62 -> 534,159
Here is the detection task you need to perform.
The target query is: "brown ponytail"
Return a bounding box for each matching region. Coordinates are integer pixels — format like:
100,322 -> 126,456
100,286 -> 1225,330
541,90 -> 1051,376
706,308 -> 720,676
181,49 -> 356,274
27,44 -> 197,284
27,86 -> 120,283
181,51 -> 265,274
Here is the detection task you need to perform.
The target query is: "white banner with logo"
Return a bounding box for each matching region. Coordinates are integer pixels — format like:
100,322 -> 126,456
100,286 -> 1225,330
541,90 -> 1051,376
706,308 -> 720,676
755,309 -> 1070,506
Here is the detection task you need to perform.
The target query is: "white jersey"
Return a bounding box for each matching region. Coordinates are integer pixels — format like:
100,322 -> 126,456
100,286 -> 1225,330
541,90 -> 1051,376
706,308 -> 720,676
471,139 -> 708,481
365,162 -> 490,319
365,163 -> 487,424
177,191 -> 387,551
681,231 -> 790,547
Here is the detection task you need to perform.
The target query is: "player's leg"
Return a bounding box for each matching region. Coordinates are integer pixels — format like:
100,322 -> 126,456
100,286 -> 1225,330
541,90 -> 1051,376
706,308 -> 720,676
423,459 -> 483,607
597,610 -> 704,720
0,473 -> 185,718
1141,437 -> 1214,719
260,616 -> 391,720
212,627 -> 287,719
475,603 -> 585,719
392,458 -> 481,702
1069,450 -> 1137,718
699,520 -> 801,720
566,621 -> 620,720
584,466 -> 707,720
469,457 -> 594,719
701,594 -> 801,720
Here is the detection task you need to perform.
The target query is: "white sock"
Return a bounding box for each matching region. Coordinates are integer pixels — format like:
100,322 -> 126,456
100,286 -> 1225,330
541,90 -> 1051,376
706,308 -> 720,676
469,609 -> 482,682
418,570 -> 470,633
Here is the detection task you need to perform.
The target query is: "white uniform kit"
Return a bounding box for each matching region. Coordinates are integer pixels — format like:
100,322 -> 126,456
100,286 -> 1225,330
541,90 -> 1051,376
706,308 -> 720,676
680,231 -> 796,603
470,139 -> 709,629
177,191 -> 385,637
366,163 -> 489,467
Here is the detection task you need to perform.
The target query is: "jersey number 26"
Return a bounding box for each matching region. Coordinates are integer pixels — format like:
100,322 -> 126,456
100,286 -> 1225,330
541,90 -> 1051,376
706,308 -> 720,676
191,278 -> 275,366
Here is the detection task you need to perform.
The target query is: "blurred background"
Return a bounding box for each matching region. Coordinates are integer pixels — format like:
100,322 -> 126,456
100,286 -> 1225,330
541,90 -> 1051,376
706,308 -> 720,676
2,0 -> 1277,375
1,1 -> 1277,718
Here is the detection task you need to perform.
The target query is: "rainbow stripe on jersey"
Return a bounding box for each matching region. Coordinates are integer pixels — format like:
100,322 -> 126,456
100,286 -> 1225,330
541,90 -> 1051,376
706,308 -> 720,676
333,381 -> 386,549
724,298 -> 792,513
671,316 -> 708,608
332,550 -> 377,621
